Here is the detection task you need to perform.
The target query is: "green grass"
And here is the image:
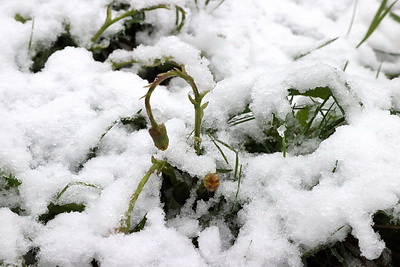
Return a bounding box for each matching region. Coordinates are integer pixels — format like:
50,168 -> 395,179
295,37 -> 339,60
356,0 -> 398,48
228,86 -> 346,157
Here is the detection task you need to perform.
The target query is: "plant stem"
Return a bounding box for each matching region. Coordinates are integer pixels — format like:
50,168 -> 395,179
282,135 -> 286,157
119,158 -> 165,233
91,4 -> 169,46
145,73 -> 173,128
194,101 -> 202,155
144,67 -> 209,154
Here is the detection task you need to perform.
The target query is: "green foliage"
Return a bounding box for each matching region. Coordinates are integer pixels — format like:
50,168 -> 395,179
90,4 -> 169,47
91,11 -> 148,62
303,210 -> 400,266
390,9 -> 400,22
137,59 -> 178,82
196,196 -> 243,246
30,30 -> 77,73
288,87 -> 331,100
91,4 -> 185,60
357,0 -> 398,48
0,171 -> 21,190
230,87 -> 346,156
14,14 -> 30,24
130,214 -> 148,233
38,202 -> 86,224
22,247 -> 39,267
120,113 -> 147,132
227,106 -> 255,127
373,210 -> 400,265
0,170 -> 24,215
304,231 -> 392,266
37,181 -> 100,224
160,164 -> 199,219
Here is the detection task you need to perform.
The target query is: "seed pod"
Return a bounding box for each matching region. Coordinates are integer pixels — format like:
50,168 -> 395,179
149,123 -> 169,151
203,173 -> 220,192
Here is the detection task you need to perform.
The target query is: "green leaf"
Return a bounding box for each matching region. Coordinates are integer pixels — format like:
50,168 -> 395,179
160,166 -> 196,219
390,10 -> 400,22
130,214 -> 147,233
288,87 -> 332,100
14,14 -> 28,23
188,94 -> 196,105
38,203 -> 85,223
296,108 -> 310,127
1,172 -> 21,190
201,101 -> 209,110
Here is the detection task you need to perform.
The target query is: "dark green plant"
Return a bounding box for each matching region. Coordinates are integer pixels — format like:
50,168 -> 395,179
0,170 -> 24,214
91,4 -> 185,50
228,87 -> 346,156
1,171 -> 21,190
38,202 -> 86,224
38,181 -> 100,224
30,29 -> 77,73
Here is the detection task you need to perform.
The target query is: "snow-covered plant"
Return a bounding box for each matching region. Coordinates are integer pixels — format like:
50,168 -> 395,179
3,0 -> 400,266
144,66 -> 209,154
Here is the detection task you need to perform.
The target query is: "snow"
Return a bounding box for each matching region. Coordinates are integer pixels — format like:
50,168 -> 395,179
2,0 -> 400,266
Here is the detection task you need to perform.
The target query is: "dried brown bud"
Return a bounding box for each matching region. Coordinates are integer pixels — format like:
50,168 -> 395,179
149,123 -> 169,151
203,173 -> 220,192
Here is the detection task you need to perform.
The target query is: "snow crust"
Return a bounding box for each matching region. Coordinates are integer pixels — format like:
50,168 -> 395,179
1,0 -> 400,266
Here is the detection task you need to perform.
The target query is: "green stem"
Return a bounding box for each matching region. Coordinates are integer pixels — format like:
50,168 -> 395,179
194,102 -> 202,155
282,135 -> 286,158
112,59 -> 138,70
145,73 -> 174,128
119,159 -> 165,233
91,4 -> 169,46
173,66 -> 206,155
144,67 -> 209,154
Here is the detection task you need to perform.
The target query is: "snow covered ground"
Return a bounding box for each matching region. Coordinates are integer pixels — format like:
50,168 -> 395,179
1,0 -> 400,266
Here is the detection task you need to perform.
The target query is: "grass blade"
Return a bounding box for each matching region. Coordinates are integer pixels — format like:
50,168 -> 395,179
56,182 -> 101,200
296,37 -> 339,60
346,0 -> 359,37
235,164 -> 243,198
208,133 -> 230,165
356,0 -> 398,48
28,19 -> 35,51
376,62 -> 383,79
343,60 -> 349,71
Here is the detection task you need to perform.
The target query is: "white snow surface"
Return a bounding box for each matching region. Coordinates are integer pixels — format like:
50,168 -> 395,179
1,0 -> 400,266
